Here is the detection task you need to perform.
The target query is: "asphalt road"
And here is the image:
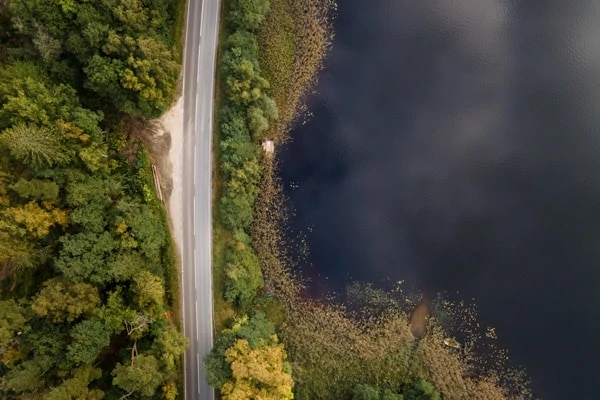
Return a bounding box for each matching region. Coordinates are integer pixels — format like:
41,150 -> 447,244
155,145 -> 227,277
181,0 -> 220,399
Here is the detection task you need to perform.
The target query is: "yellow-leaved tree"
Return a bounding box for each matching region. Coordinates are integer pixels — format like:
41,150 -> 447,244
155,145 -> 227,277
221,336 -> 294,400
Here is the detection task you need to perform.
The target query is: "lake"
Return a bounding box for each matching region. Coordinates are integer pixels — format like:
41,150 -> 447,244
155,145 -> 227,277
279,0 -> 600,399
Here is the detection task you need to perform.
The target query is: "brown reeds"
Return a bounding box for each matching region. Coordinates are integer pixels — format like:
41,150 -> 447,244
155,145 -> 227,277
257,0 -> 335,141
279,296 -> 531,400
253,0 -> 335,299
251,189 -> 533,399
252,156 -> 303,305
253,179 -> 531,398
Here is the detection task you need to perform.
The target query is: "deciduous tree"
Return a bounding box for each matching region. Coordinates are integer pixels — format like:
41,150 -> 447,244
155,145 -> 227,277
0,72 -> 79,128
228,0 -> 271,30
403,379 -> 440,400
5,201 -> 67,239
205,314 -> 276,389
45,365 -> 104,400
352,384 -> 381,400
246,105 -> 269,139
220,106 -> 251,140
151,324 -> 188,377
116,200 -> 167,264
31,278 -> 100,323
67,318 -> 112,365
133,270 -> 165,316
112,354 -> 164,398
0,299 -> 26,351
223,238 -> 263,308
2,355 -> 53,393
55,231 -> 119,283
9,178 -> 59,201
95,287 -> 130,332
382,389 -> 405,400
221,337 -> 293,400
108,252 -> 146,282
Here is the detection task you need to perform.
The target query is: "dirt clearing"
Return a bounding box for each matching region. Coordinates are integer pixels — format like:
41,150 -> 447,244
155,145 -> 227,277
143,96 -> 184,253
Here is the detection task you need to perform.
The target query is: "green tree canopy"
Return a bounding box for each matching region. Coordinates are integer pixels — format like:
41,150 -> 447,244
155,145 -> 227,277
88,34 -> 178,117
0,65 -> 80,129
151,324 -> 189,378
133,270 -> 165,316
31,278 -> 101,323
403,379 -> 441,400
45,365 -> 104,400
7,0 -> 180,117
228,0 -> 271,31
9,178 -> 60,201
2,355 -> 53,393
66,318 -> 112,365
55,231 -> 119,284
21,320 -> 68,361
0,124 -> 70,167
94,287 -> 130,332
0,0 -> 185,397
353,384 -> 381,400
112,354 -> 164,398
352,384 -> 407,400
0,300 -> 27,350
223,238 -> 264,308
205,313 -> 276,388
116,200 -> 167,264
382,389 -> 405,400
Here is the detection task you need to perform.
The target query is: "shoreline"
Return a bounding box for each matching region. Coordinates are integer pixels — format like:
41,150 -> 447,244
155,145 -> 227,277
246,1 -> 533,398
208,0 -> 531,398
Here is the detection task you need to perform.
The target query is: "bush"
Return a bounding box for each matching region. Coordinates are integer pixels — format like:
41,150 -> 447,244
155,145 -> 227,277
228,0 -> 271,31
402,379 -> 440,400
223,233 -> 264,308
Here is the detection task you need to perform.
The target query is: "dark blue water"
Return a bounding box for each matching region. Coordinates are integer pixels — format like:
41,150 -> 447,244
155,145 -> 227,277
280,1 -> 600,399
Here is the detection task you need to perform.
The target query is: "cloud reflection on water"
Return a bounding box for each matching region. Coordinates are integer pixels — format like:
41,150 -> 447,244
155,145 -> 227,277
280,1 -> 600,398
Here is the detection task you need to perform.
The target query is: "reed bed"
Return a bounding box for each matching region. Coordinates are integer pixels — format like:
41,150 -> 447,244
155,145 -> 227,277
258,0 -> 335,141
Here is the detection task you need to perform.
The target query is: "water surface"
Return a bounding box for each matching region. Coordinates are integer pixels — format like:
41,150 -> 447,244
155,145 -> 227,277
280,1 -> 600,398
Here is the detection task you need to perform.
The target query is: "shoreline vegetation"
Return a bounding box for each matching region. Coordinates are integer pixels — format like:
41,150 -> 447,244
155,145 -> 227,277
0,0 -> 188,398
209,1 -> 534,400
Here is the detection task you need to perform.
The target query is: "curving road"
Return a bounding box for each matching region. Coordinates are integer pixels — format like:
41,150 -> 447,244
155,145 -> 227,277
180,0 -> 220,399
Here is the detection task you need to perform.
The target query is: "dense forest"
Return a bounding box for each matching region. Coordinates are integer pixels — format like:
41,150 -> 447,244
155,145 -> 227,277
0,0 -> 187,398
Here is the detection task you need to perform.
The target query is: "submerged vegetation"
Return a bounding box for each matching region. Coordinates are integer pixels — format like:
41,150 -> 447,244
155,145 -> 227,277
0,0 -> 187,398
